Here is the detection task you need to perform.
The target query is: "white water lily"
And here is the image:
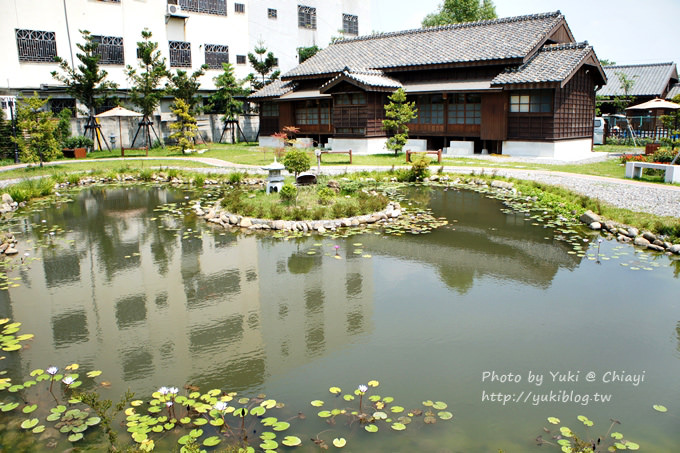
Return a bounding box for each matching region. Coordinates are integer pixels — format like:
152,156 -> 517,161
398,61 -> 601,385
62,376 -> 75,385
46,366 -> 58,376
358,384 -> 368,394
214,401 -> 228,411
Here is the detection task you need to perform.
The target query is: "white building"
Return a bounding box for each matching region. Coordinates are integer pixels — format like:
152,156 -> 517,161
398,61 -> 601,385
1,0 -> 370,116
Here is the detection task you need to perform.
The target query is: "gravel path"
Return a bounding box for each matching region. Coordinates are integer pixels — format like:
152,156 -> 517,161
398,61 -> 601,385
1,156 -> 679,218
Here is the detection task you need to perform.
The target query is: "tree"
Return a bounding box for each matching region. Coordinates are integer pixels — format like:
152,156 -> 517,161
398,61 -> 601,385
55,108 -> 72,147
208,63 -> 246,120
12,93 -> 60,167
382,88 -> 417,155
51,30 -> 118,119
282,148 -> 311,179
660,94 -> 680,151
126,29 -> 168,119
599,59 -> 616,66
613,72 -> 637,112
169,98 -> 197,154
297,45 -> 320,64
166,65 -> 208,116
246,41 -> 280,91
422,0 -> 497,27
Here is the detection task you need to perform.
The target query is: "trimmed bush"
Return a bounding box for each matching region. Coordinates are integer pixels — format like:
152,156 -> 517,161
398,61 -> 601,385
279,183 -> 297,202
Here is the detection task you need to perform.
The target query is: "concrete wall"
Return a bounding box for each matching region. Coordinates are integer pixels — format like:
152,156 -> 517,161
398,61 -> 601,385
502,139 -> 594,160
328,137 -> 389,154
444,141 -> 474,156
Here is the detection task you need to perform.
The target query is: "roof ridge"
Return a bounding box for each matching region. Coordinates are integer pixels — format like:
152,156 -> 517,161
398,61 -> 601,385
605,62 -> 675,68
331,11 -> 563,45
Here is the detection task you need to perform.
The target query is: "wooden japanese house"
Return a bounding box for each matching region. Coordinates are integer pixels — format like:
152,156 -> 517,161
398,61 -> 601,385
249,11 -> 607,159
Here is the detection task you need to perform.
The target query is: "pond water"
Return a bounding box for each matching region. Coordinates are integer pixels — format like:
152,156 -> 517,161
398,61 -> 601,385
1,184 -> 679,452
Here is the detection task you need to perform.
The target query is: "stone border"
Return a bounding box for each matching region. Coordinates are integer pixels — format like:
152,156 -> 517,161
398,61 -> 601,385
578,210 -> 680,255
195,201 -> 403,233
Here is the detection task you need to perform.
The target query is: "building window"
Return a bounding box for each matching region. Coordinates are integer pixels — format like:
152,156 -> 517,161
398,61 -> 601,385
169,41 -> 191,67
447,94 -> 481,125
15,29 -> 57,63
261,103 -> 279,117
510,91 -> 552,113
50,99 -> 76,116
98,0 -> 120,3
92,35 -> 124,65
204,44 -> 228,69
413,95 -> 444,125
342,14 -> 358,35
298,5 -> 317,29
234,3 -> 245,13
178,0 -> 227,16
335,93 -> 365,105
268,8 -> 277,19
236,55 -> 246,64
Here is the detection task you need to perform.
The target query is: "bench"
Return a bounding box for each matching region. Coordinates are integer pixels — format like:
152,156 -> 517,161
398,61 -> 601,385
406,149 -> 442,164
625,161 -> 680,183
319,149 -> 352,164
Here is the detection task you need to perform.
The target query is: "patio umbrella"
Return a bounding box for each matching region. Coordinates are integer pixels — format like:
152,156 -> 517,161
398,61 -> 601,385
626,98 -> 680,111
96,106 -> 143,156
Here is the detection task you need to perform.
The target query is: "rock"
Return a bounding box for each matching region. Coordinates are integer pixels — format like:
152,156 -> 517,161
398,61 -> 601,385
602,220 -> 617,232
663,241 -> 673,250
273,220 -> 285,230
642,232 -> 657,243
617,234 -> 631,243
579,210 -> 600,225
240,218 -> 252,228
350,219 -> 360,227
391,209 -> 401,218
669,244 -> 680,254
317,226 -> 326,234
327,180 -> 340,193
220,214 -> 230,224
633,236 -> 650,248
653,239 -> 665,247
1,193 -> 13,204
229,215 -> 239,225
627,227 -> 639,237
0,243 -> 8,253
588,222 -> 601,230
647,244 -> 665,252
4,247 -> 18,255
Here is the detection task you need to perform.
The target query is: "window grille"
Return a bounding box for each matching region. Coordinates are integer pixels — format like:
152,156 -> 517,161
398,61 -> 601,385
342,14 -> 358,35
236,55 -> 246,64
205,44 -> 229,69
510,91 -> 552,113
268,8 -> 277,19
92,35 -> 124,65
16,29 -> 57,63
98,0 -> 121,3
50,99 -> 76,116
234,3 -> 245,13
169,41 -> 192,67
179,0 -> 227,16
298,5 -> 317,29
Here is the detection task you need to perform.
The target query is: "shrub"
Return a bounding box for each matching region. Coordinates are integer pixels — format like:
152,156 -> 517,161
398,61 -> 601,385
409,155 -> 431,181
228,172 -> 244,184
167,168 -> 179,179
282,149 -> 311,178
317,187 -> 335,205
67,173 -> 81,185
279,183 -> 297,202
193,173 -> 205,187
619,153 -> 647,164
339,180 -> 361,195
651,148 -> 678,164
138,169 -> 153,182
63,135 -> 94,149
291,206 -> 308,220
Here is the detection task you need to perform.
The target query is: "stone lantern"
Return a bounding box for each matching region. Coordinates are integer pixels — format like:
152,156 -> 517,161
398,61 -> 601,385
262,158 -> 285,194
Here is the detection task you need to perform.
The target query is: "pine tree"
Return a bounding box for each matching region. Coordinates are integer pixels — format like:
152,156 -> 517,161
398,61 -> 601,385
51,30 -> 118,118
208,63 -> 246,120
382,89 -> 417,155
246,41 -> 280,91
12,93 -> 60,167
169,98 -> 198,154
166,66 -> 208,116
126,29 -> 168,118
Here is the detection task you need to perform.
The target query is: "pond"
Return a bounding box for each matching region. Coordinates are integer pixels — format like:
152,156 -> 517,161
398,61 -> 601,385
0,184 -> 679,452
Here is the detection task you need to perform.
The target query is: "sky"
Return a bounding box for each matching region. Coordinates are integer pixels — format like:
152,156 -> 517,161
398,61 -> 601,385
370,0 -> 680,66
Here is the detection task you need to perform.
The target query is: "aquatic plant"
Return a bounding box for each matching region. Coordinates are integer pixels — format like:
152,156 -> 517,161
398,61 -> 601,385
536,415 -> 639,452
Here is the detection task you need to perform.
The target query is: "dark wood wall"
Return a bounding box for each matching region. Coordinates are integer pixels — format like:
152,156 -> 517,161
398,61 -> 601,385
480,92 -> 508,140
553,68 -> 596,139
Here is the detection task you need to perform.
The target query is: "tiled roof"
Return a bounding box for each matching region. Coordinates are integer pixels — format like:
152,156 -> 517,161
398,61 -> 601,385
598,62 -> 678,97
321,69 -> 402,92
666,83 -> 680,100
247,79 -> 294,100
282,12 -> 565,79
492,42 -> 595,86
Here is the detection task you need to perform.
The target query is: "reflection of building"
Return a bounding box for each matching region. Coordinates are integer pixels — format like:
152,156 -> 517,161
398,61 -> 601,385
9,187 -> 374,394
358,189 -> 582,294
257,240 -> 374,373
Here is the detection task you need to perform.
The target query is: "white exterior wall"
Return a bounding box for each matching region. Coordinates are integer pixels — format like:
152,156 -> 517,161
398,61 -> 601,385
2,1 -> 370,96
248,0 -> 371,74
328,137 -> 388,154
502,139 -> 595,161
2,0 -> 251,93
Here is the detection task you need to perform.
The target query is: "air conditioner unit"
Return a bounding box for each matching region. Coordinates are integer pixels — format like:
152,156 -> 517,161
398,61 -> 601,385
167,4 -> 189,17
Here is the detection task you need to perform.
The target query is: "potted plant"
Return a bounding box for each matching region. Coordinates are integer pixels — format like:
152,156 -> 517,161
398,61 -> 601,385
62,135 -> 93,159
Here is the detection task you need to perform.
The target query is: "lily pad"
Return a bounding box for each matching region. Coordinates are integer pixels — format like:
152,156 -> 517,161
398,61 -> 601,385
373,411 -> 387,420
332,438 -> 346,448
547,417 -> 560,425
282,436 -> 302,447
391,422 -> 406,431
311,400 -> 324,407
250,406 -> 266,416
391,406 -> 404,413
611,432 -> 623,440
343,394 -> 354,401
432,401 -> 447,410
365,424 -> 379,433
68,433 -> 84,442
438,411 -> 453,420
653,404 -> 668,413
260,439 -> 278,450
203,436 -> 221,447
260,431 -> 276,440
317,410 -> 332,418
329,386 -> 342,394
273,421 -> 290,431
22,404 -> 38,414
21,418 -> 39,429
